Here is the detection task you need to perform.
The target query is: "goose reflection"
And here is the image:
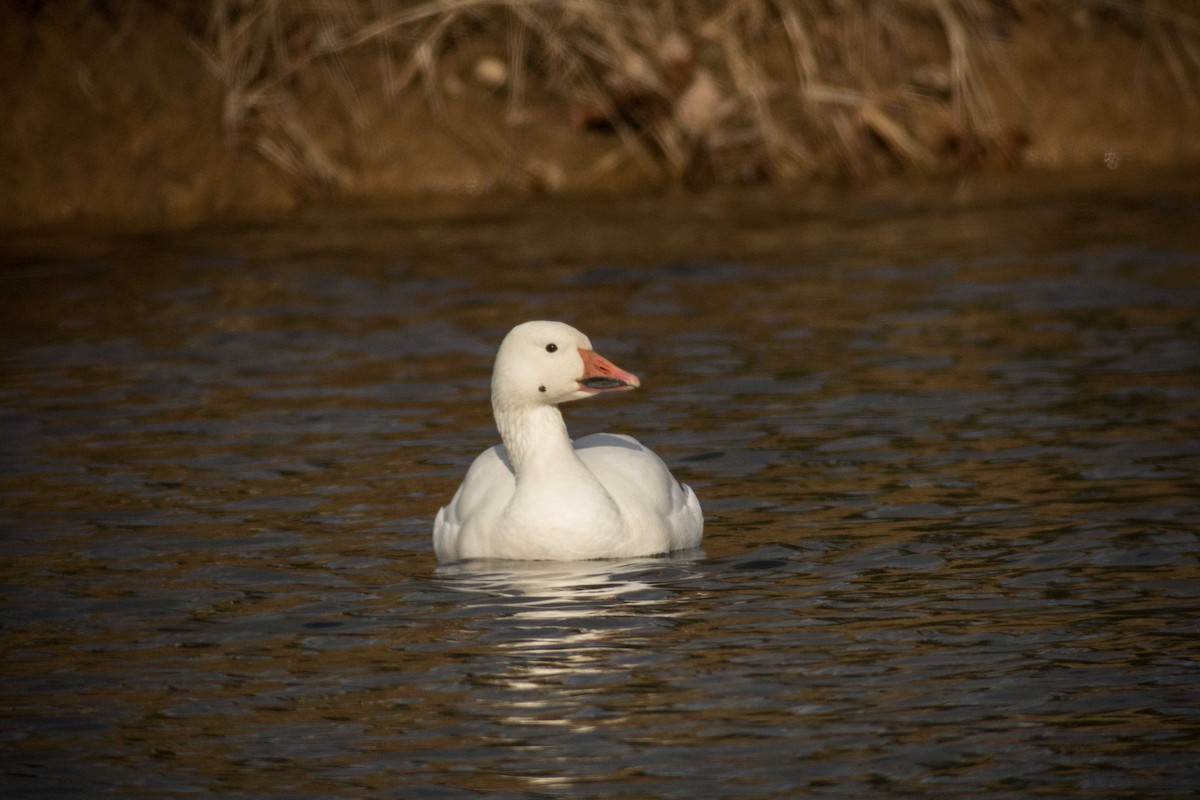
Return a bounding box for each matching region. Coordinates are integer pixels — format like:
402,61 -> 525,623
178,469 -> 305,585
438,552 -> 704,614
435,553 -> 705,743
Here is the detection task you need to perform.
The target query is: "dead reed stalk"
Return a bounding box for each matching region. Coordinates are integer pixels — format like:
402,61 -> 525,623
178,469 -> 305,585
189,0 -> 1200,190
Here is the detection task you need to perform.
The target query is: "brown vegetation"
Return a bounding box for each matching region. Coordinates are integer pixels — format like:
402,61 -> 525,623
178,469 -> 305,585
3,1 -> 1200,230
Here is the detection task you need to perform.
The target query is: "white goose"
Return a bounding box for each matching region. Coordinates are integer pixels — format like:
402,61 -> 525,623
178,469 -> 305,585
433,321 -> 703,562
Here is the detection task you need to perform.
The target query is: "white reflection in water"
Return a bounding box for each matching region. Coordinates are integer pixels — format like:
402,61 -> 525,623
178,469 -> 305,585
435,554 -> 705,744
437,552 -> 704,609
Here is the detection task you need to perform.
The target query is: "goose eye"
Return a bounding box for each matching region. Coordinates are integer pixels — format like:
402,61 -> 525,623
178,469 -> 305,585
545,343 -> 558,353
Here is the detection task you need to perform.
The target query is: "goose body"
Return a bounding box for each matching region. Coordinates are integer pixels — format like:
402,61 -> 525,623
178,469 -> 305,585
433,321 -> 703,562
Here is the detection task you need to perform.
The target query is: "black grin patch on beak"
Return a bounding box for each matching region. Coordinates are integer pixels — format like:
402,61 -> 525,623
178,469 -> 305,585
580,376 -> 630,390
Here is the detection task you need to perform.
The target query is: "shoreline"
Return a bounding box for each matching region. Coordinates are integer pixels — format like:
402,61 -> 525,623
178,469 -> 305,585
6,166 -> 1198,265
3,2 -> 1200,234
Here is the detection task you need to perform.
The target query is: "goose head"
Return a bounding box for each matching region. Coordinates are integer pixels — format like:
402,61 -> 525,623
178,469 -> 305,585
492,321 -> 640,408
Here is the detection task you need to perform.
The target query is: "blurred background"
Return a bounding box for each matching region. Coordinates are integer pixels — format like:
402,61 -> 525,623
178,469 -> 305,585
3,0 -> 1200,229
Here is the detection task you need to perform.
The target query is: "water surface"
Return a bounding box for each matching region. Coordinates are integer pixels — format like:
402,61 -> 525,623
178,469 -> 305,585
2,172 -> 1199,797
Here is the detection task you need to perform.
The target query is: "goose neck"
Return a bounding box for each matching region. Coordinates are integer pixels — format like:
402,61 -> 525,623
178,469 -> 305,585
493,400 -> 576,476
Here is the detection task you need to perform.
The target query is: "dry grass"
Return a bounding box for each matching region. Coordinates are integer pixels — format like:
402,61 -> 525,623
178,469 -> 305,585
188,0 -> 1200,190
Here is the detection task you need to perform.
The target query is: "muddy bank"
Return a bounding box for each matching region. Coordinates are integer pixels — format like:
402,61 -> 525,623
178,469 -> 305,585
3,2 -> 1199,232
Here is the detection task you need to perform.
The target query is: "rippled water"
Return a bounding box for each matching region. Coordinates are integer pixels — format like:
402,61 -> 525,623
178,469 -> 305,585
3,173 -> 1199,798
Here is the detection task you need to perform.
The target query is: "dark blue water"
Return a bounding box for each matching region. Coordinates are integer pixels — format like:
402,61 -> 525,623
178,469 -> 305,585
2,174 -> 1199,797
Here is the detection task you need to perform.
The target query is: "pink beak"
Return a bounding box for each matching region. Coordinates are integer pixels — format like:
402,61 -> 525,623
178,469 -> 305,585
578,348 -> 641,393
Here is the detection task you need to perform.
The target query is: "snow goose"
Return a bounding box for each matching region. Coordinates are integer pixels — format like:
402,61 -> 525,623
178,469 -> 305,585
433,321 -> 703,561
